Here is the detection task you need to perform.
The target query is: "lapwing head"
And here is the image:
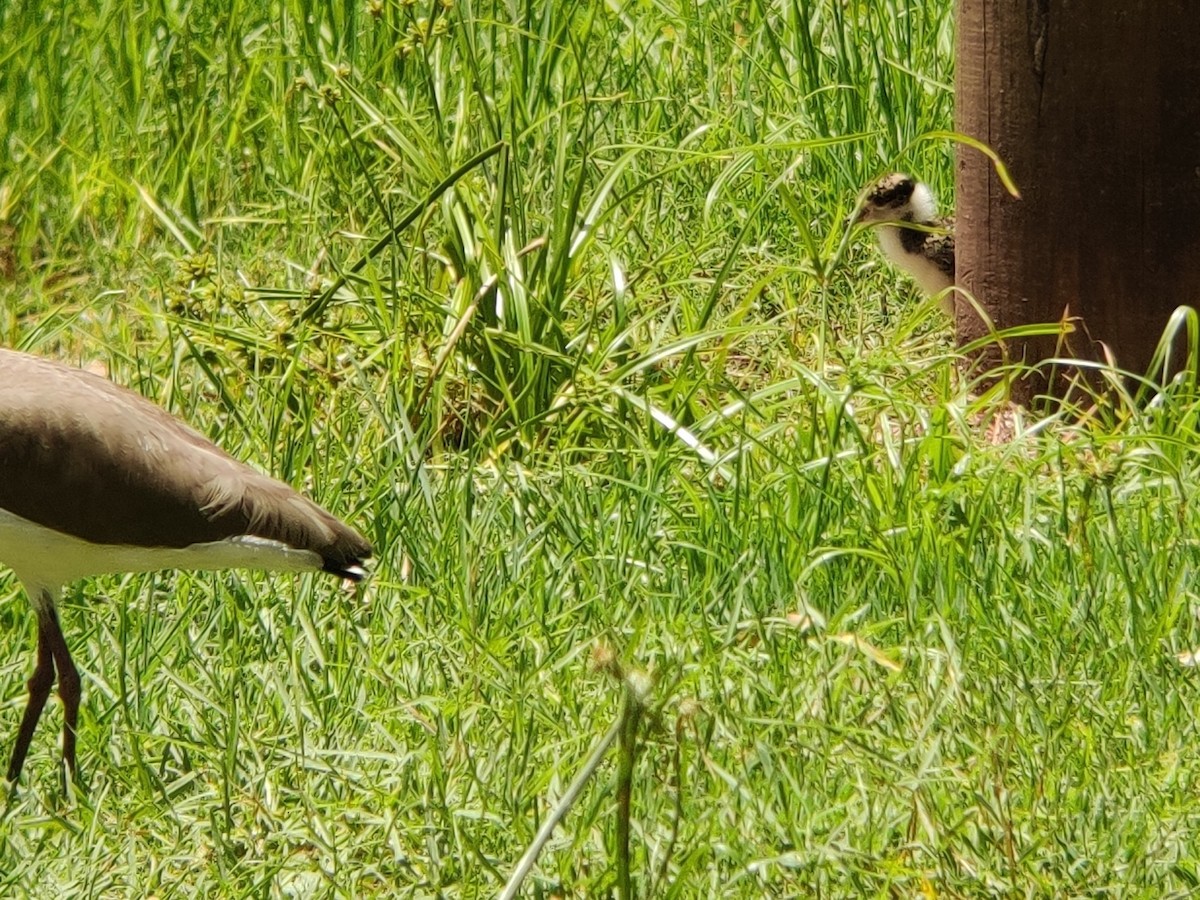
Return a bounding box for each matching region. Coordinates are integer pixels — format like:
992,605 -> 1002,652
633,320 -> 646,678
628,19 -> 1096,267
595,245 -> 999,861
851,173 -> 937,226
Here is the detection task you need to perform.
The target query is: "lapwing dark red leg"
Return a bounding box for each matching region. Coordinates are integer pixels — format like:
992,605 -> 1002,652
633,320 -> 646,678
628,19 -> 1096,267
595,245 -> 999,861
46,607 -> 82,784
6,614 -> 57,784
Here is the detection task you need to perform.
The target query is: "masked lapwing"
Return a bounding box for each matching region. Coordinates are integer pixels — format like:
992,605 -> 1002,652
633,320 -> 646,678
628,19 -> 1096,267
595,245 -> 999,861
0,347 -> 372,787
853,173 -> 956,312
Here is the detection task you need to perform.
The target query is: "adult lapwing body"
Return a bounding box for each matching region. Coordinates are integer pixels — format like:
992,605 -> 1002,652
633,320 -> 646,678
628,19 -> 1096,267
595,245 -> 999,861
853,173 -> 956,313
0,347 -> 372,786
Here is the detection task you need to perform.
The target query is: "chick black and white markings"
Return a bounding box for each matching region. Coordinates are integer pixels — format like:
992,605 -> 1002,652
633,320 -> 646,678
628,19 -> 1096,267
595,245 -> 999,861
853,173 -> 956,313
0,348 -> 372,787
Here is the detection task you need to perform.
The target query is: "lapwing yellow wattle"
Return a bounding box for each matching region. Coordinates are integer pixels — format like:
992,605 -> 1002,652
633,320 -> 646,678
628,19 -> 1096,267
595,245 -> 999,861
0,347 -> 372,787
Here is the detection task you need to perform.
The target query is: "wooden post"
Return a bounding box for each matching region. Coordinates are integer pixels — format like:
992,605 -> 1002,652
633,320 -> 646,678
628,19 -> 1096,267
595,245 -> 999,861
955,1 -> 1200,397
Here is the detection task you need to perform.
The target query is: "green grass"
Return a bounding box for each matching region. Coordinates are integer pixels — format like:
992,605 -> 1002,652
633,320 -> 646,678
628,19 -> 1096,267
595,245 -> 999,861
4,0 -> 1200,896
